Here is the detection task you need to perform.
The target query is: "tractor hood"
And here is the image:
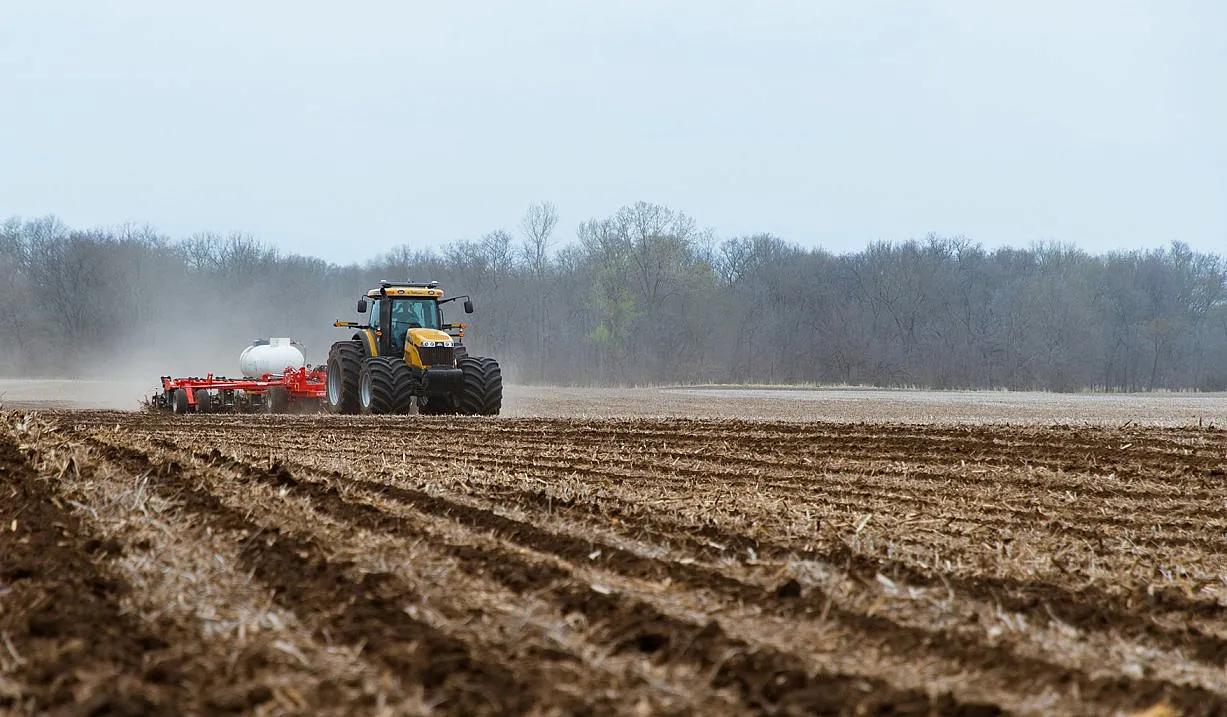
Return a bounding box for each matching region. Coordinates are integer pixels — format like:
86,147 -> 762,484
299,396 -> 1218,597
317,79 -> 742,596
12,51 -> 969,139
406,327 -> 454,347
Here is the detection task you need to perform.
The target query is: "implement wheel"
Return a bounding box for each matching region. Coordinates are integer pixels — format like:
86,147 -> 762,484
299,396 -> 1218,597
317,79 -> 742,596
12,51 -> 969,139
456,356 -> 502,416
326,341 -> 363,414
266,386 -> 289,414
171,388 -> 190,414
359,357 -> 412,415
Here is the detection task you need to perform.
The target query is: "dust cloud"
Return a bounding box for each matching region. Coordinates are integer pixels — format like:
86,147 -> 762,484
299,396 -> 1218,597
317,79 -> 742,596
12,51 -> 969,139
0,280 -> 504,410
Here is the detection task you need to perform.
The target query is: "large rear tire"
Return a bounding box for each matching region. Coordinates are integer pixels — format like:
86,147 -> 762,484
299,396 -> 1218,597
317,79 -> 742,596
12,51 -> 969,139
326,341 -> 363,414
359,357 -> 413,415
456,356 -> 502,416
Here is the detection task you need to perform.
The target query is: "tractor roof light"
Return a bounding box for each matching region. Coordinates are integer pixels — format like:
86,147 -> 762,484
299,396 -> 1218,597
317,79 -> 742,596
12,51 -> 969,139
371,280 -> 443,294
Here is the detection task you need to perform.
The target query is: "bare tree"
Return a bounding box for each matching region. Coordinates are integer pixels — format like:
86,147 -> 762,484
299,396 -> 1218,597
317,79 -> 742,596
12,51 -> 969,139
520,201 -> 558,276
3,209 -> 1225,390
519,202 -> 558,381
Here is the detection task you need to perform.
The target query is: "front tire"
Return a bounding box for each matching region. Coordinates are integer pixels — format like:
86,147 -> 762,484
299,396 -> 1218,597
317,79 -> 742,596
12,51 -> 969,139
326,341 -> 363,414
456,356 -> 502,416
359,357 -> 413,415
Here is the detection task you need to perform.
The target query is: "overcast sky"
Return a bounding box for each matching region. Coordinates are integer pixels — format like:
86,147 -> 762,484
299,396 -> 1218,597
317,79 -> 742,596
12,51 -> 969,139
1,0 -> 1223,264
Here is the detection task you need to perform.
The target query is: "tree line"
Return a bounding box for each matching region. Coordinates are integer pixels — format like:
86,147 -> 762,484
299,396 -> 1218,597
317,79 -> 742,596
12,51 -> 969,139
2,204 -> 1225,391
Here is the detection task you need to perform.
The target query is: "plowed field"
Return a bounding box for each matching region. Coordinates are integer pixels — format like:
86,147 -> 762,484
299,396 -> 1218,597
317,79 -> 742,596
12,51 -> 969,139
3,403 -> 1227,715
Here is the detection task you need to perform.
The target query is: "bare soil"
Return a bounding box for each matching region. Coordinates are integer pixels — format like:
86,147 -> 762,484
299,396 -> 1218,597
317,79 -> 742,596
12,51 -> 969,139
2,391 -> 1227,715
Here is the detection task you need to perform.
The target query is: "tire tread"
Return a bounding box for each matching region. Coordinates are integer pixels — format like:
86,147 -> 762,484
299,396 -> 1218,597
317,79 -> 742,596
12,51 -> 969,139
362,357 -> 413,414
456,356 -> 503,416
326,341 -> 363,414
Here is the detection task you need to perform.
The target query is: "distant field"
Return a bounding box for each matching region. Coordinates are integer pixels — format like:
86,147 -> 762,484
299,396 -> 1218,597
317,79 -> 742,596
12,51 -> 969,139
2,384 -> 1227,714
2,379 -> 1225,425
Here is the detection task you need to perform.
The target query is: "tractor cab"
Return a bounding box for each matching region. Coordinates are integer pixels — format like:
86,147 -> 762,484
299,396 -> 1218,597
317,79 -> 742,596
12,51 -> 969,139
369,294 -> 441,353
351,281 -> 474,365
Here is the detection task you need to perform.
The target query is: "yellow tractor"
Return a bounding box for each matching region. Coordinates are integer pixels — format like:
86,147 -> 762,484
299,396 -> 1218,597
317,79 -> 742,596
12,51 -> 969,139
326,280 -> 502,415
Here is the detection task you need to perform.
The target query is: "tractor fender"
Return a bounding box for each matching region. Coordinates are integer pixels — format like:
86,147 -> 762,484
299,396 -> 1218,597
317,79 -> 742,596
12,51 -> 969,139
351,330 -> 379,358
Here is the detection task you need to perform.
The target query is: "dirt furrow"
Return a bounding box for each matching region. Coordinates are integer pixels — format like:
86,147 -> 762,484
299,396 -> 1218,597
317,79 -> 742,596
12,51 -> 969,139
87,432 -> 772,716
185,444 -> 1018,716
472,451 -> 1223,549
169,421 -> 1227,505
293,442 -> 1226,592
0,429 -> 194,715
208,431 -> 1227,549
82,428 -> 1004,715
45,410 -> 1227,715
86,438 -> 555,717
160,425 -> 1227,678
325,456 -> 1227,670
186,445 -> 1227,715
65,410 -> 1224,457
15,420 -> 421,715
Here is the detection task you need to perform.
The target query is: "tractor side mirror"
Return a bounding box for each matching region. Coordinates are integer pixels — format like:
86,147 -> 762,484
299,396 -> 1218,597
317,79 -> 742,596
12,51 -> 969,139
463,299 -> 474,314
356,297 -> 368,313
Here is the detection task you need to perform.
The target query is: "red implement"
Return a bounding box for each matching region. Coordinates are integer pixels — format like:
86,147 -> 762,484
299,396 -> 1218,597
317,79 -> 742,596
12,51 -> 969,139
154,366 -> 327,413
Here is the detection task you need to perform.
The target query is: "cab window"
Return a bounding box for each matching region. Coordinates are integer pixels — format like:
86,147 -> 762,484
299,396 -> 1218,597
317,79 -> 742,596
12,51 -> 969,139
368,299 -> 381,330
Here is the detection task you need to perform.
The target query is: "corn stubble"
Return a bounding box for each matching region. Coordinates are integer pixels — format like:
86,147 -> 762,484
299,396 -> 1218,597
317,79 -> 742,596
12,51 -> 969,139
1,403 -> 1225,716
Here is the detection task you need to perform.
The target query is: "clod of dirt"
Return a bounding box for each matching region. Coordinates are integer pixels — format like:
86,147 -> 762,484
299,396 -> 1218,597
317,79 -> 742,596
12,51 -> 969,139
268,461 -> 298,487
774,578 -> 803,599
73,692 -> 159,717
205,684 -> 275,712
2,566 -> 37,581
143,657 -> 186,685
633,632 -> 669,654
84,537 -> 124,557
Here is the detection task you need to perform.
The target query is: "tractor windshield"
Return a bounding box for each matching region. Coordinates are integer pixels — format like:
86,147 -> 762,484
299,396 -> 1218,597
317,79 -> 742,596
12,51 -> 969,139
389,298 -> 440,349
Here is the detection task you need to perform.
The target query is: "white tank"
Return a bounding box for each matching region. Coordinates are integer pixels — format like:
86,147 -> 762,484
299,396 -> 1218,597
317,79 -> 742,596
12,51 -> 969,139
239,338 -> 306,378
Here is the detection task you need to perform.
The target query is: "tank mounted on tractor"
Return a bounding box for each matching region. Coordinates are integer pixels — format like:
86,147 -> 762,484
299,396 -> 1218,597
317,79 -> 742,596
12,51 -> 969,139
326,280 -> 502,415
